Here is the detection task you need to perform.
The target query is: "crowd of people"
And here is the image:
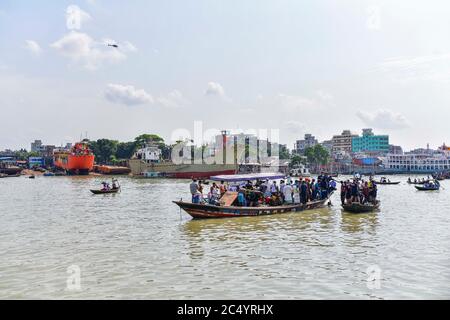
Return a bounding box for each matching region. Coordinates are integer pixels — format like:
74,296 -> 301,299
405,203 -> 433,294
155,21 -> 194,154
189,174 -> 337,207
339,179 -> 378,205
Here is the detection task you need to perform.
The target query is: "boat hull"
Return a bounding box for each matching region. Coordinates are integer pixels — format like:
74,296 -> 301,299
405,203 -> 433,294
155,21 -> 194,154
377,182 -> 401,185
129,159 -> 237,179
90,189 -> 120,195
54,154 -> 95,175
173,197 -> 331,219
342,202 -> 380,213
415,186 -> 439,191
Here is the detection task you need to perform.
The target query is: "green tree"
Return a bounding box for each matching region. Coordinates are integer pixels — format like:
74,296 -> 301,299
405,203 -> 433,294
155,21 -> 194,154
134,134 -> 164,148
115,142 -> 137,160
289,154 -> 306,168
90,139 -> 118,164
304,144 -> 330,170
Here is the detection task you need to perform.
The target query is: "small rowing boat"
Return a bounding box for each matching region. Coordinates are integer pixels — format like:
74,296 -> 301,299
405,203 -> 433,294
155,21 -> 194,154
377,181 -> 400,185
342,201 -> 380,213
415,185 -> 440,191
90,188 -> 120,195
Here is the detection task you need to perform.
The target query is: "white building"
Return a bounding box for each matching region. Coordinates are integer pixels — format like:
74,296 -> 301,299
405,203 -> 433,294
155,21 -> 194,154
385,150 -> 450,173
134,144 -> 162,163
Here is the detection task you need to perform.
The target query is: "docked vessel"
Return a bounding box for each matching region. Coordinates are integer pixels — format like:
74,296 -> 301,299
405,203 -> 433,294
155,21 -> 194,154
128,143 -> 238,179
53,142 -> 95,175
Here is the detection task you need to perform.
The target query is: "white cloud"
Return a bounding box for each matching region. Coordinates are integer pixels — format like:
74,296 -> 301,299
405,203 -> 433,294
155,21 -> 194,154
51,31 -> 127,70
357,109 -> 410,130
284,120 -> 306,134
376,53 -> 450,82
25,40 -> 42,56
277,94 -> 316,112
205,82 -> 226,97
105,84 -> 154,106
156,90 -> 189,108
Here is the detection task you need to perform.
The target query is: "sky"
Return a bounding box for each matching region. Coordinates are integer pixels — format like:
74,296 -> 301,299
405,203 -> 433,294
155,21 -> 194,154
0,0 -> 449,151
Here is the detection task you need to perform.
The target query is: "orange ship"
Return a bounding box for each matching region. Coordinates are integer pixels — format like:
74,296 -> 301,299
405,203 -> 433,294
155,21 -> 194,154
53,142 -> 95,175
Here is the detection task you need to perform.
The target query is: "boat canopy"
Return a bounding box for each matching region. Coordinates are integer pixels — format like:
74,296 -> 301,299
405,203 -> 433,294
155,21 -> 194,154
210,172 -> 286,182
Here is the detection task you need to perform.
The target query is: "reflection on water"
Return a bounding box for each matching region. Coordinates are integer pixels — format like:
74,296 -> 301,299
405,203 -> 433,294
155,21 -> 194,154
340,211 -> 379,234
0,175 -> 449,299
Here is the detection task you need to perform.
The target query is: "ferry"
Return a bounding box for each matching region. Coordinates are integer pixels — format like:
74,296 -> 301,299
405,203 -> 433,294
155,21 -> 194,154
53,142 -> 95,175
173,173 -> 333,219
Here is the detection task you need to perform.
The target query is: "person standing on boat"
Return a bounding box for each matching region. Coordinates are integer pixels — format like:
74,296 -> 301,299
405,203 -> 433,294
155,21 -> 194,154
219,180 -> 227,197
280,180 -> 286,202
270,181 -> 279,194
340,182 -> 346,205
190,179 -> 199,202
300,180 -> 308,204
283,182 -> 293,204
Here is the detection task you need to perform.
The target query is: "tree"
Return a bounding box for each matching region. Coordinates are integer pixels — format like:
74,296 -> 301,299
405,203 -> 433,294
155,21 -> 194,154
279,145 -> 290,160
115,142 -> 137,160
304,144 -> 330,168
90,139 -> 118,164
134,134 -> 164,148
290,154 -> 306,168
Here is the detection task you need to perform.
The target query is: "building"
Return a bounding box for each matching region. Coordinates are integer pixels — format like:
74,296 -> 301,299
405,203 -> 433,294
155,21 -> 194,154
389,144 -> 403,154
31,140 -> 43,152
295,134 -> 318,155
28,157 -> 45,168
320,140 -> 333,154
384,148 -> 450,173
134,144 -> 162,163
352,129 -> 389,154
331,130 -> 358,155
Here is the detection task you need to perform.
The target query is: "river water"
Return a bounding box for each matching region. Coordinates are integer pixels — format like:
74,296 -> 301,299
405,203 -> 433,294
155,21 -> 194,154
0,175 -> 449,299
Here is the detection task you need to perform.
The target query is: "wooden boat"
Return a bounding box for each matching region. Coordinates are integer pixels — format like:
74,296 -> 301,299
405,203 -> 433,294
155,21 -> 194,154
174,197 -> 331,219
90,188 -> 120,195
342,201 -> 380,213
415,185 -> 439,191
377,181 -> 400,185
407,180 -> 427,185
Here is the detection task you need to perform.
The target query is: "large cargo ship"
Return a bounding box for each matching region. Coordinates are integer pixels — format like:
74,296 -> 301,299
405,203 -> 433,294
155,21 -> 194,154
53,142 -> 95,175
128,142 -> 238,179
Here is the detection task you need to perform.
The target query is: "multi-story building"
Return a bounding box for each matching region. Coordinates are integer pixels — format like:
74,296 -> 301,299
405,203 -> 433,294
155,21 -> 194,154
295,134 -> 318,155
331,130 -> 358,155
31,140 -> 43,152
389,144 -> 403,155
384,148 -> 450,173
352,129 -> 389,154
320,140 -> 333,154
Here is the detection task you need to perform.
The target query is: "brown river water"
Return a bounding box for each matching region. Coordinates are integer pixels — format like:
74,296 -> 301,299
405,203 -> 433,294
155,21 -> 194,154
0,175 -> 449,299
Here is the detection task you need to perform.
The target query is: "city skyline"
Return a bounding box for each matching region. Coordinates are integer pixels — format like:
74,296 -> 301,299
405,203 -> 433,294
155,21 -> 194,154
1,0 -> 450,150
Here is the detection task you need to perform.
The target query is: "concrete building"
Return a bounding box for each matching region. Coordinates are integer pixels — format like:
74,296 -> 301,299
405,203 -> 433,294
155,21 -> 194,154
295,134 -> 318,155
31,140 -> 43,152
352,129 -> 389,154
331,130 -> 358,155
389,145 -> 403,154
385,151 -> 450,173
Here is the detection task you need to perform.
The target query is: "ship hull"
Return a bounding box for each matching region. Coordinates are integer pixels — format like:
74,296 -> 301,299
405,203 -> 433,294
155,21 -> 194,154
54,154 -> 95,175
128,159 -> 237,179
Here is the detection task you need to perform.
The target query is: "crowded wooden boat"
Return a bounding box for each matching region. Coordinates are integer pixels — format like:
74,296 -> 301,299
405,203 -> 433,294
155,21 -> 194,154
339,177 -> 380,213
415,180 -> 440,191
174,173 -> 336,219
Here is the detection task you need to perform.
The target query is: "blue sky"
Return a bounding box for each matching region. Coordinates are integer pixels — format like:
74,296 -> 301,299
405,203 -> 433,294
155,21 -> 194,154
1,0 -> 449,150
